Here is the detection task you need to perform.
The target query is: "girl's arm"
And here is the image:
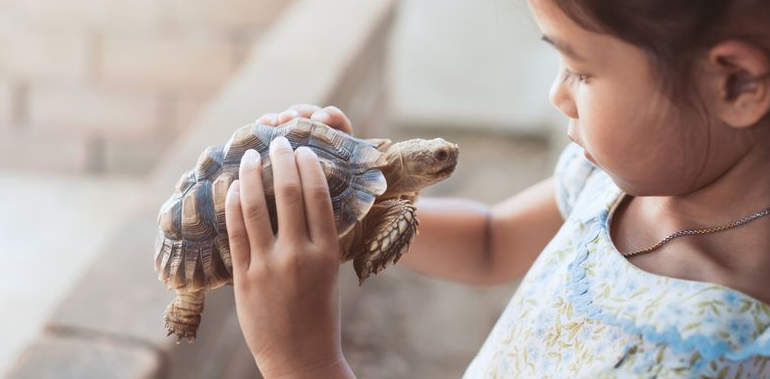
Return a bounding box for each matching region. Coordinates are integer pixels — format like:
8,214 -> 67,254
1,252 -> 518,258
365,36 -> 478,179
262,105 -> 564,286
400,178 -> 563,286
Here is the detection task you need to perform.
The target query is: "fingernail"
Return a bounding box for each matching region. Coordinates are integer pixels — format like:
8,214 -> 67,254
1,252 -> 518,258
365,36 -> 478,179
242,149 -> 260,167
280,109 -> 299,121
270,136 -> 291,151
296,146 -> 316,157
310,110 -> 330,122
228,180 -> 240,199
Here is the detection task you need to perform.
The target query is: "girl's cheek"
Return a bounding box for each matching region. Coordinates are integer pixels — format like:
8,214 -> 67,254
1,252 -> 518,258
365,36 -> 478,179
576,97 -> 607,153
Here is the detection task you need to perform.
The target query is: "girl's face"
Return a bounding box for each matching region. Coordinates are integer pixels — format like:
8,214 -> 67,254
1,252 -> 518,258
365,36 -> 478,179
528,0 -> 747,196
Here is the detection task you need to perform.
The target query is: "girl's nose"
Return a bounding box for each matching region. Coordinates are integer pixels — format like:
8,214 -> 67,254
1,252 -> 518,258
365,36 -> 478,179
549,71 -> 579,120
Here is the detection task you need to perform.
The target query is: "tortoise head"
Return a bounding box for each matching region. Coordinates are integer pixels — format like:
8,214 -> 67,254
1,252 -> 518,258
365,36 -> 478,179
381,138 -> 459,194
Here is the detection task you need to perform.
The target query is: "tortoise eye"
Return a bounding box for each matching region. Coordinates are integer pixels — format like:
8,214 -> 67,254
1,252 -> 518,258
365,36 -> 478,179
435,149 -> 449,161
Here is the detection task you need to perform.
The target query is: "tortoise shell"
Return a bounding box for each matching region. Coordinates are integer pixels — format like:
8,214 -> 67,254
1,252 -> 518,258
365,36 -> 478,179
154,118 -> 387,292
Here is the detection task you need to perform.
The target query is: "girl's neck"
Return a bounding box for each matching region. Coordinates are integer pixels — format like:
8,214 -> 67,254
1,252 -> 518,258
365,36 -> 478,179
653,140 -> 770,227
620,131 -> 770,303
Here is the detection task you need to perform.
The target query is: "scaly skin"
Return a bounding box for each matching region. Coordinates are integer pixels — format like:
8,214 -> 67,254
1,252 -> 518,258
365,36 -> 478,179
164,290 -> 205,342
157,119 -> 460,342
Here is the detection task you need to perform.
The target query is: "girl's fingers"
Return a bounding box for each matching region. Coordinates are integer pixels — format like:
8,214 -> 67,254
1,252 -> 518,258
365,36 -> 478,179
279,102 -> 324,124
238,149 -> 275,253
295,147 -> 337,246
310,106 -> 353,135
285,104 -> 322,120
269,136 -> 307,241
256,113 -> 280,126
270,104 -> 353,135
277,109 -> 300,124
225,180 -> 250,272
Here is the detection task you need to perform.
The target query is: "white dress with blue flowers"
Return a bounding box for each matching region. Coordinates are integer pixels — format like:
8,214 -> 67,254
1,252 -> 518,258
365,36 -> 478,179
462,143 -> 770,378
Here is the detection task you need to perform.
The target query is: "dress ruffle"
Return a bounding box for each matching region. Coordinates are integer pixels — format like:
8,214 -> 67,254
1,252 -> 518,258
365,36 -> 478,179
566,176 -> 770,361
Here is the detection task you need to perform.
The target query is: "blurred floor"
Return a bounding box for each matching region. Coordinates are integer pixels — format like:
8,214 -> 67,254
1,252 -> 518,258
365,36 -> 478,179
0,172 -> 143,375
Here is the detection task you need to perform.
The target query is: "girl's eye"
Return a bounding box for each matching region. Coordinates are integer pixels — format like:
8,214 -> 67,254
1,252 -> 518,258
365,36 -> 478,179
561,67 -> 588,84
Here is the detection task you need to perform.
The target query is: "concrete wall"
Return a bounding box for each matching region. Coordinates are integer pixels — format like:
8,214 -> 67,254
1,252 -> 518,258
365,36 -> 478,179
389,0 -> 563,136
0,0 -> 290,175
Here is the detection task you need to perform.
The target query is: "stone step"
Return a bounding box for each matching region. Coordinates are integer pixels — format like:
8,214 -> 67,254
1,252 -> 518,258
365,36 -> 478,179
0,171 -> 142,376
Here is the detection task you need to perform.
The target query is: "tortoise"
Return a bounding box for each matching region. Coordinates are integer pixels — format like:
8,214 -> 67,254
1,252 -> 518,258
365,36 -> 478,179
155,117 -> 459,341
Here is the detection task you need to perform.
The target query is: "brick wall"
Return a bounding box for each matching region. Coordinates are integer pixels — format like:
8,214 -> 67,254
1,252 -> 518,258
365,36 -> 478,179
0,0 -> 291,175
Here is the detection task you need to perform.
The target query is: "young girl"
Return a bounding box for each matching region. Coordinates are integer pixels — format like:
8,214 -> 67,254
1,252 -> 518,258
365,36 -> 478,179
223,0 -> 770,377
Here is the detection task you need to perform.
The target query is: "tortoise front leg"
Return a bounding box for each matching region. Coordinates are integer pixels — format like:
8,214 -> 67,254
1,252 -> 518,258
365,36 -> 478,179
164,289 -> 205,342
353,199 -> 418,284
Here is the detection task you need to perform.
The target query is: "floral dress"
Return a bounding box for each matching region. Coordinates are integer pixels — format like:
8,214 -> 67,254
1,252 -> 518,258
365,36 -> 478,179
462,143 -> 770,378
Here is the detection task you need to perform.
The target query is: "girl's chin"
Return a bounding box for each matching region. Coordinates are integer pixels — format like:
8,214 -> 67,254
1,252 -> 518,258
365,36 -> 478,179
584,150 -> 598,165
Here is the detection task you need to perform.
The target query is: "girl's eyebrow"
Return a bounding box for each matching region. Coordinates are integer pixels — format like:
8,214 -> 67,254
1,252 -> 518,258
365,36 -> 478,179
541,35 -> 586,62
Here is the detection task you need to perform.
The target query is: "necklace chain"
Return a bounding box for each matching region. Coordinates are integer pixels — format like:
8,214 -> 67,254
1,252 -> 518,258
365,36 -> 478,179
622,206 -> 770,258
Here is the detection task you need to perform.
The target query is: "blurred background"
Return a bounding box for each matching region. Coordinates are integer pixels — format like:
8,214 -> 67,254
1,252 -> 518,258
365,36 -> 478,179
0,0 -> 566,377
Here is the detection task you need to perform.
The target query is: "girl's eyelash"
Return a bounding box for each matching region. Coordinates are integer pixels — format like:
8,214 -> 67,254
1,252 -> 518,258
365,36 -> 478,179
562,68 -> 588,83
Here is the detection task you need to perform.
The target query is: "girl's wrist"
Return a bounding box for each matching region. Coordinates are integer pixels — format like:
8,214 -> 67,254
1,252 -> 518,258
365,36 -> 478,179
257,353 -> 355,379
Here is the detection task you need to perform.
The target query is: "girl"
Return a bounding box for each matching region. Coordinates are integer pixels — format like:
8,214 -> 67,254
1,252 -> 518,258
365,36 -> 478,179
224,0 -> 770,377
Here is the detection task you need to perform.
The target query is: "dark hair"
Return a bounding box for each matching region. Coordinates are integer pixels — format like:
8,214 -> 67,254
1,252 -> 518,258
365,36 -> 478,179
552,0 -> 770,113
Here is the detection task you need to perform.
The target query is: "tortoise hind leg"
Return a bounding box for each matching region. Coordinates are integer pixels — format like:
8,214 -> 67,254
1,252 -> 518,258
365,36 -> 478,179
164,289 -> 205,342
353,199 -> 418,285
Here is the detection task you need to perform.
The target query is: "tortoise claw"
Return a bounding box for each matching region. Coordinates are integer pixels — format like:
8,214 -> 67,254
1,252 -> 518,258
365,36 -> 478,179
353,199 -> 418,285
354,244 -> 410,286
163,290 -> 204,343
164,315 -> 199,342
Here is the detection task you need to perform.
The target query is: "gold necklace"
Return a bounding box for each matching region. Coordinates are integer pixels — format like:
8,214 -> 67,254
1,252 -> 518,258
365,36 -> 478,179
622,206 -> 770,257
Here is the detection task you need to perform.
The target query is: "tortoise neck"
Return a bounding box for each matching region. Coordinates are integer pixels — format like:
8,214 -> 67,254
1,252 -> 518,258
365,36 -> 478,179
380,142 -> 417,197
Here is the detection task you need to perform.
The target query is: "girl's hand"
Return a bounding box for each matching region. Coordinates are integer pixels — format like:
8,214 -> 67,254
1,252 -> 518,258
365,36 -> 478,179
256,104 -> 354,135
224,137 -> 355,378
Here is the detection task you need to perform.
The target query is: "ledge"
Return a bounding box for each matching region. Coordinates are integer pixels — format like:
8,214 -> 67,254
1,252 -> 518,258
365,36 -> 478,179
4,0 -> 397,377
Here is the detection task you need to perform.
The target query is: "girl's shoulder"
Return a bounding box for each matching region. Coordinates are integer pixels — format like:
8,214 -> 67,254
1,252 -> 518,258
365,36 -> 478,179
549,144 -> 770,366
467,157 -> 770,377
570,214 -> 770,364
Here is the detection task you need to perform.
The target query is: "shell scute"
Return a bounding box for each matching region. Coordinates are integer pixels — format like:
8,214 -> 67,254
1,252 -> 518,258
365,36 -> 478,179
180,182 -> 218,241
211,168 -> 236,232
175,171 -> 195,193
194,145 -> 223,181
156,118 -> 389,293
222,124 -> 264,164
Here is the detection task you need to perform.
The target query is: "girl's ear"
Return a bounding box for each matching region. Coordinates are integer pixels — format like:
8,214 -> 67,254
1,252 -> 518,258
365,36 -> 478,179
707,40 -> 770,128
